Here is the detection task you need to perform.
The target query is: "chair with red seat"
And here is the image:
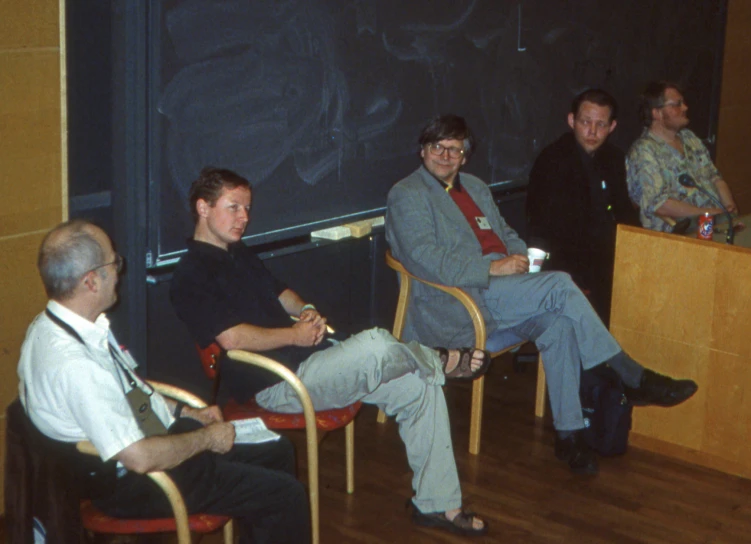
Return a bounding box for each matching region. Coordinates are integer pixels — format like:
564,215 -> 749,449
78,381 -> 233,544
378,249 -> 548,455
5,385 -> 232,544
198,344 -> 361,544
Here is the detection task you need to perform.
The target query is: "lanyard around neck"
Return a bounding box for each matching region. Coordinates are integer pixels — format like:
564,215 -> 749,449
44,308 -> 152,396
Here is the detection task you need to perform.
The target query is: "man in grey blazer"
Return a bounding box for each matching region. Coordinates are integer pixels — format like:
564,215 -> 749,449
386,114 -> 698,474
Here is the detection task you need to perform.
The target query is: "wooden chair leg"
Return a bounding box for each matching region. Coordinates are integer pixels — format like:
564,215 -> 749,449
345,420 -> 355,494
223,519 -> 234,544
376,408 -> 388,423
469,376 -> 484,455
535,355 -> 546,419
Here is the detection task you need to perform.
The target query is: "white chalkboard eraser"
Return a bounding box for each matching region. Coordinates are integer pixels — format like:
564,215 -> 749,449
371,216 -> 385,227
311,226 -> 352,240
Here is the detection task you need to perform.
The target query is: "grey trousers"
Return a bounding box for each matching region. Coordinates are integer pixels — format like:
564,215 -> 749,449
255,328 -> 462,513
480,269 -> 622,431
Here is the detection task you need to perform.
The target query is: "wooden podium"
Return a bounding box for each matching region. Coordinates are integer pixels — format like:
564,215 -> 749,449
610,223 -> 751,479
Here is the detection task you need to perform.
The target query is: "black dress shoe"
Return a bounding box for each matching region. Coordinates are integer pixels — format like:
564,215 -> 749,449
624,369 -> 698,407
555,431 -> 598,475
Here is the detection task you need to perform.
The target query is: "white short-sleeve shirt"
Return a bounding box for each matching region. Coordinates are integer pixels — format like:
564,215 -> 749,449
18,300 -> 175,461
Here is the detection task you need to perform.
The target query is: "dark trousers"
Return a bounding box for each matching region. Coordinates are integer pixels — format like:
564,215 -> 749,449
94,419 -> 310,543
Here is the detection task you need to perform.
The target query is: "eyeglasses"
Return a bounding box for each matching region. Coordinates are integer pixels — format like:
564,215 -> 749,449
659,99 -> 685,109
426,143 -> 465,159
87,254 -> 124,275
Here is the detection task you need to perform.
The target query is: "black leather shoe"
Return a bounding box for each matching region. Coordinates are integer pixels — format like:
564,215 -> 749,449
555,431 -> 598,475
624,369 -> 698,407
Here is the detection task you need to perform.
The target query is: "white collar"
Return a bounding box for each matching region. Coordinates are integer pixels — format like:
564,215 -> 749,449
46,300 -> 112,348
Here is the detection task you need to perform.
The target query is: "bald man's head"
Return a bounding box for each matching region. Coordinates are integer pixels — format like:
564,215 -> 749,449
38,220 -> 107,300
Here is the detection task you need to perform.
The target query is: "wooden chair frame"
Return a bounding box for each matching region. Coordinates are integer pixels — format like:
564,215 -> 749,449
226,349 -> 332,544
199,343 -> 357,494
379,250 -> 547,455
77,381 -> 233,544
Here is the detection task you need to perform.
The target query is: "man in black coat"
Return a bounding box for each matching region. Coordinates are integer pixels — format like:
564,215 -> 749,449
526,89 -> 639,325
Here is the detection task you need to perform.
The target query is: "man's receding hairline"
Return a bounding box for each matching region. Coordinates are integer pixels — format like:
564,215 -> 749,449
48,223 -> 110,265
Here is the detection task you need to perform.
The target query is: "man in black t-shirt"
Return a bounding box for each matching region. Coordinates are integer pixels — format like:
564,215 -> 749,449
171,167 -> 490,536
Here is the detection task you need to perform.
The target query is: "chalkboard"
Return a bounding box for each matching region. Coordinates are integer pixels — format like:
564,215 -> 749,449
148,0 -> 726,265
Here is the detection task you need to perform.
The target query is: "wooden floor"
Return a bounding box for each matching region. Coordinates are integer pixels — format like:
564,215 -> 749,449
11,354 -> 751,543
302,355 -> 751,544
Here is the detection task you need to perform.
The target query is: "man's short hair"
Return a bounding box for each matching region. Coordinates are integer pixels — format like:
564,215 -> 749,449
418,114 -> 477,157
639,81 -> 684,127
570,89 -> 618,121
38,219 -> 105,300
188,167 -> 252,223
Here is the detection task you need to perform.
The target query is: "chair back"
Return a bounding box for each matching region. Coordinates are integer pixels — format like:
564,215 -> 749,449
196,343 -> 222,379
384,249 -> 412,340
196,343 -> 223,404
5,399 -> 87,543
384,249 -> 489,347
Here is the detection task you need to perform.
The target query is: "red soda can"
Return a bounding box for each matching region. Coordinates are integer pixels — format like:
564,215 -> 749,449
697,212 -> 714,240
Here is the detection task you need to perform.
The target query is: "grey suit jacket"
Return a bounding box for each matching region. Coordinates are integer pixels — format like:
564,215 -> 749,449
386,166 -> 527,347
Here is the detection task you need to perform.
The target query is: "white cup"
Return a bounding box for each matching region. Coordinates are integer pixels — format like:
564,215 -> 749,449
527,248 -> 547,273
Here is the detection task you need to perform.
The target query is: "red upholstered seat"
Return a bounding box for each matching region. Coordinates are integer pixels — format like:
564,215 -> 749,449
223,398 -> 362,430
196,342 -> 362,432
80,500 -> 230,535
196,342 -> 359,503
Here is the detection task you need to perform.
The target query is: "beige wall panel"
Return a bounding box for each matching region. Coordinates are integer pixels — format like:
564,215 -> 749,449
0,234 -> 47,516
702,351 -> 751,466
717,0 -> 751,224
711,248 -> 751,358
611,326 -> 707,451
0,50 -> 60,115
0,50 -> 62,237
732,189 -> 751,217
0,0 -> 58,49
611,228 -> 717,348
716,106 -> 751,173
0,233 -> 49,341
0,0 -> 63,518
0,339 -> 23,409
0,174 -> 62,237
0,415 -> 5,511
716,64 -> 750,109
717,107 -> 751,147
724,2 -> 751,41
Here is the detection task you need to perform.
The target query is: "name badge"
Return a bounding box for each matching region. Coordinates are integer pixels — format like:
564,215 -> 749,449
475,216 -> 492,230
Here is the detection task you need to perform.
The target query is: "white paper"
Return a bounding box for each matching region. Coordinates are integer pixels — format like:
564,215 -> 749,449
231,417 -> 281,444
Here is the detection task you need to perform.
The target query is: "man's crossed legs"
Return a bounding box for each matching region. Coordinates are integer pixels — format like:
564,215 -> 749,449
481,270 -> 697,473
256,328 -> 488,536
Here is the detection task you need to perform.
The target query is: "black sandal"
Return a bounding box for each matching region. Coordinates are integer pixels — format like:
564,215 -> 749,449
436,347 -> 492,381
411,504 -> 489,536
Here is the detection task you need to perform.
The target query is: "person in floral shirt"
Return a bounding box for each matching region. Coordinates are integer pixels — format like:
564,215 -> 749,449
626,81 -> 737,232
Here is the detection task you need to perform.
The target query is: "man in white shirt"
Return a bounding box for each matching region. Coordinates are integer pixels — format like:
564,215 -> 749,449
17,219 -> 309,544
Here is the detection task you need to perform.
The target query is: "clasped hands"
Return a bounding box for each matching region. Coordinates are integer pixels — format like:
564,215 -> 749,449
293,308 -> 327,346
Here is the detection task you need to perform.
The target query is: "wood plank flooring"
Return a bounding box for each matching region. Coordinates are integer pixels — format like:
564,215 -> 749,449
12,353 -> 751,543
302,354 -> 751,543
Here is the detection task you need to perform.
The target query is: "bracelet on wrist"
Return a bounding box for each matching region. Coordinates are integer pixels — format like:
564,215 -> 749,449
300,303 -> 316,313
